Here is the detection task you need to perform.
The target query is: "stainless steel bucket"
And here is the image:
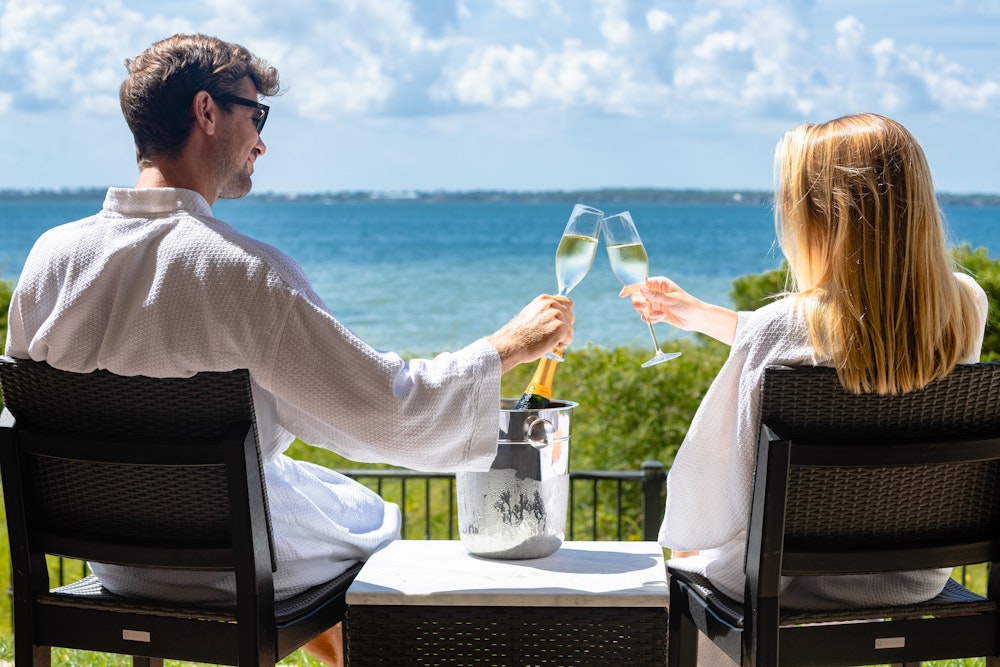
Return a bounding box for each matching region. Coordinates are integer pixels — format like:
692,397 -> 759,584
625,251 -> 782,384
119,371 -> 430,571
456,398 -> 577,559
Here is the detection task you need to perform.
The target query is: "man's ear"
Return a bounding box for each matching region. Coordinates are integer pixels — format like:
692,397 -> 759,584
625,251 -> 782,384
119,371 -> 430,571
191,90 -> 218,136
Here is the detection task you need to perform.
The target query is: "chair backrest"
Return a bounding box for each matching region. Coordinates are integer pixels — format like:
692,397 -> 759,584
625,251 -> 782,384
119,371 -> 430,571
0,356 -> 273,572
748,363 -> 1000,596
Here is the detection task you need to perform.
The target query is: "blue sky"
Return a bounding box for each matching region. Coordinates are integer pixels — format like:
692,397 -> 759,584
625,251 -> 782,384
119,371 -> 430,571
1,0 -> 998,195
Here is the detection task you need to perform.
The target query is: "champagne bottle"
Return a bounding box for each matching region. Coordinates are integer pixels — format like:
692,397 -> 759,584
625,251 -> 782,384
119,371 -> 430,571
514,353 -> 560,409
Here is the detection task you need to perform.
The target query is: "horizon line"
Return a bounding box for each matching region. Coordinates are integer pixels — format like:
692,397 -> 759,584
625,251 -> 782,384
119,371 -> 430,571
1,186 -> 998,204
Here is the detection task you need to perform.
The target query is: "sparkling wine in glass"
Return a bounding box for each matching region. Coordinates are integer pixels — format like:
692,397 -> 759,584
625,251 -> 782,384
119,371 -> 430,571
603,211 -> 681,367
544,204 -> 603,362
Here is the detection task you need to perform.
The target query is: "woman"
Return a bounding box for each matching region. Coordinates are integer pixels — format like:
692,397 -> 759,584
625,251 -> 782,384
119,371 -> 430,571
624,113 -> 988,609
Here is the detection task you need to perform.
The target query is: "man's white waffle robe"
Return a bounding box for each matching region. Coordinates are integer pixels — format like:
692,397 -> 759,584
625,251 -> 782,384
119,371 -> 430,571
6,187 -> 503,603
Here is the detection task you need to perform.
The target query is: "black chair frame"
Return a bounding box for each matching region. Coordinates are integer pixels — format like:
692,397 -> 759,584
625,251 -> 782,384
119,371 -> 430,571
0,356 -> 360,666
668,363 -> 1000,667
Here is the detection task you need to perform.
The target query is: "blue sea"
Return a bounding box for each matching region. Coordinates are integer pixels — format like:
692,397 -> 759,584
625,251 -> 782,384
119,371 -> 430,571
2,195 -> 999,357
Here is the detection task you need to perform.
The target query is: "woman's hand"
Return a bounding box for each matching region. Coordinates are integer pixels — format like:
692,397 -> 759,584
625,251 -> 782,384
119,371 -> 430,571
620,277 -> 699,329
620,277 -> 738,345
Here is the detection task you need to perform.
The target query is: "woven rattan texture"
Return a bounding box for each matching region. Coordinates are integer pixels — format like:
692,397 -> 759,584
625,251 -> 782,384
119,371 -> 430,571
762,364 -> 1000,551
0,358 -> 256,441
31,456 -> 231,543
345,604 -> 668,666
784,460 -> 1000,549
0,357 -> 268,547
761,363 -> 1000,441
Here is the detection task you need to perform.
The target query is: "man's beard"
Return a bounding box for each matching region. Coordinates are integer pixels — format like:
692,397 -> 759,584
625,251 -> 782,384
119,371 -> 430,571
216,128 -> 253,200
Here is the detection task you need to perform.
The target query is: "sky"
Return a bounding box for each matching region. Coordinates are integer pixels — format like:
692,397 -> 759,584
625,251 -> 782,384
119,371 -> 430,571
1,0 -> 998,195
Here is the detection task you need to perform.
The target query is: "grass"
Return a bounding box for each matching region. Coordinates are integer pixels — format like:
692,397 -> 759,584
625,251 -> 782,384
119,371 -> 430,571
0,556 -> 988,665
0,619 -> 989,666
0,637 -> 326,665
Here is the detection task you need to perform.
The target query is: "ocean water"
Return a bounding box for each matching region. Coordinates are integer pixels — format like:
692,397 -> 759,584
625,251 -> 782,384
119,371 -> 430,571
2,195 -> 999,356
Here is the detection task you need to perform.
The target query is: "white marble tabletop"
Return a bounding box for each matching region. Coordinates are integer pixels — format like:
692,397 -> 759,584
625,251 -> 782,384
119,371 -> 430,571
346,540 -> 668,608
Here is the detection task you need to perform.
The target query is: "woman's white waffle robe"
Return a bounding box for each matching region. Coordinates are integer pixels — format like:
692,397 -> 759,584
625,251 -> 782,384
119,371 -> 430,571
660,274 -> 988,609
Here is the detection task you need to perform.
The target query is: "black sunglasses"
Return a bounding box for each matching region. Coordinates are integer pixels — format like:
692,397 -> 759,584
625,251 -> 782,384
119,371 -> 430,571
217,93 -> 269,134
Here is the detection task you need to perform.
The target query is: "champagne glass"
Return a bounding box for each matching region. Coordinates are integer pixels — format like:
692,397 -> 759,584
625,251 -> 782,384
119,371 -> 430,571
544,204 -> 603,362
603,211 -> 681,367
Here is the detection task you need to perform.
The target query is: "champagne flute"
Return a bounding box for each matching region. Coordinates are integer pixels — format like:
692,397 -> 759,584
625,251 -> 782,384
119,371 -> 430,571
544,204 -> 603,362
603,211 -> 681,367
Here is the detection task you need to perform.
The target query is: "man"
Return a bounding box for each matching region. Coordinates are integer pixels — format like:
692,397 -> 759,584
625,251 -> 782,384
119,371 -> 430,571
5,33 -> 574,666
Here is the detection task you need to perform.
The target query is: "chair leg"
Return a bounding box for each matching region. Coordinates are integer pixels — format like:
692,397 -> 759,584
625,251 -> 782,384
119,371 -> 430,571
668,577 -> 698,667
132,657 -> 164,667
670,613 -> 699,666
24,644 -> 51,667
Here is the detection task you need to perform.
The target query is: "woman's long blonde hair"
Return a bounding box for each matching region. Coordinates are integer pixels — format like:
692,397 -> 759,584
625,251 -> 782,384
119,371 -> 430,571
775,113 -> 980,394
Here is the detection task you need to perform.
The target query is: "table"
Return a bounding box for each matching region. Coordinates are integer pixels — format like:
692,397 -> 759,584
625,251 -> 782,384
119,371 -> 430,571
344,540 -> 668,666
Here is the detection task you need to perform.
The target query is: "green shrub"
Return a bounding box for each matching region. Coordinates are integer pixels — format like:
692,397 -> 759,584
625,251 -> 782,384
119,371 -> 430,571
952,244 -> 1000,360
0,278 -> 9,355
500,342 -> 728,470
730,260 -> 789,311
286,340 -> 729,474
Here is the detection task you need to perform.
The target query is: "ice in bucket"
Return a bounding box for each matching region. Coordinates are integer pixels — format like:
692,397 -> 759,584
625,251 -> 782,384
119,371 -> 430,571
456,399 -> 576,559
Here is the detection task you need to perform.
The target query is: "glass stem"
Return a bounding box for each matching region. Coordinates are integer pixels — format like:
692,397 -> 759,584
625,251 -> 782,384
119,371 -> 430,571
544,285 -> 570,362
647,321 -> 663,353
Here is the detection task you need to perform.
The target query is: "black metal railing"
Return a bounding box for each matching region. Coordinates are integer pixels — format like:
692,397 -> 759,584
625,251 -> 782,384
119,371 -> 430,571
30,461 -> 667,592
337,460 -> 667,542
29,458 -> 987,590
6,459 -> 989,625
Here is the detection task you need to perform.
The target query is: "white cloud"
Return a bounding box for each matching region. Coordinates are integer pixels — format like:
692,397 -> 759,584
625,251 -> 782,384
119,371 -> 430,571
672,28 -> 753,110
869,36 -> 1000,113
494,0 -> 564,21
0,0 -> 192,113
494,0 -> 536,20
678,9 -> 723,39
442,43 -> 540,108
437,38 -> 643,114
0,0 -> 65,51
291,38 -> 394,118
646,9 -> 676,33
0,0 -> 997,129
596,0 -> 632,47
952,0 -> 1000,12
835,15 -> 865,55
740,7 -> 810,108
201,0 -> 457,118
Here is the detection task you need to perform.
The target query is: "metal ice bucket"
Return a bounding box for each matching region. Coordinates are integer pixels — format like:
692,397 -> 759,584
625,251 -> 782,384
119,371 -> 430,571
456,398 -> 577,559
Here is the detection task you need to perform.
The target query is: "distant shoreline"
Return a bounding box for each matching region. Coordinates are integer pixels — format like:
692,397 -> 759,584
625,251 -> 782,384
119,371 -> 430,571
2,187 -> 998,207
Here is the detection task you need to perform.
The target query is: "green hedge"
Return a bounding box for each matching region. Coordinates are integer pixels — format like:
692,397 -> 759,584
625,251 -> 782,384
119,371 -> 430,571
0,279 -> 9,356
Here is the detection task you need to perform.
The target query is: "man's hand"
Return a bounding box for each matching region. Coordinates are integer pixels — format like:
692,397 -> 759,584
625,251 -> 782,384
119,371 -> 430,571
486,294 -> 574,373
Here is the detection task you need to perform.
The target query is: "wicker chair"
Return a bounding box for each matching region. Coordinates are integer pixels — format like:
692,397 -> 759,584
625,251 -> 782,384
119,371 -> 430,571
0,356 -> 361,666
668,363 -> 1000,667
